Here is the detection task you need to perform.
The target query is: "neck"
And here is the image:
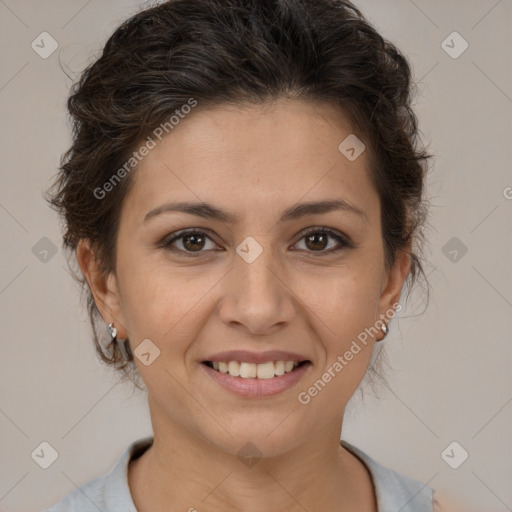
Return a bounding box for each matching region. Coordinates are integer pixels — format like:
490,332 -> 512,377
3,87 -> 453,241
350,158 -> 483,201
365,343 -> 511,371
128,402 -> 377,512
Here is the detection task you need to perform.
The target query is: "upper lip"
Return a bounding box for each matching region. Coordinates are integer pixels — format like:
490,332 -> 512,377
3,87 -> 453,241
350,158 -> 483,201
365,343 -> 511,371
202,350 -> 310,365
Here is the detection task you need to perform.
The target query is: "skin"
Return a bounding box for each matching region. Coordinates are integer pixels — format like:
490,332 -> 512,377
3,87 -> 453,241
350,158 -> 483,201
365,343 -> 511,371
77,98 -> 411,511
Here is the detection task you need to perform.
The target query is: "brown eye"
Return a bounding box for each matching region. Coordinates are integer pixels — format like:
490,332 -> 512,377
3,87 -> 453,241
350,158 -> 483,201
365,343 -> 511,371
293,227 -> 351,254
181,233 -> 206,251
162,230 -> 218,255
305,232 -> 329,251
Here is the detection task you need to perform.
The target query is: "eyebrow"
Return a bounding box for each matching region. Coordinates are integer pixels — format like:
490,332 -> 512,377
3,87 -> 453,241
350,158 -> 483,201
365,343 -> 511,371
143,198 -> 368,225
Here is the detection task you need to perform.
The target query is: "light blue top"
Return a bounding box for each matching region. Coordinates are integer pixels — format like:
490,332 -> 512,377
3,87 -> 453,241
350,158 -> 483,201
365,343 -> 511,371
44,436 -> 435,511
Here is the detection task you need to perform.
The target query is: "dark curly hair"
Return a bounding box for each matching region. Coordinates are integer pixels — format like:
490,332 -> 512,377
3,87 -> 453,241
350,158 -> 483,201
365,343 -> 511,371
46,0 -> 432,392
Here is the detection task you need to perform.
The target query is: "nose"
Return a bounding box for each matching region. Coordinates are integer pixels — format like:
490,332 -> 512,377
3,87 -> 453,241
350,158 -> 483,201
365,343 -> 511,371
217,239 -> 296,335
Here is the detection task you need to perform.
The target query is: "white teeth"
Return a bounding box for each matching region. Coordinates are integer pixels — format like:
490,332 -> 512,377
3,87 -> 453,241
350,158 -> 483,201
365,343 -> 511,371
239,362 -> 257,378
209,360 -> 302,378
274,360 -> 285,375
256,361 -> 275,379
228,361 -> 240,377
284,361 -> 294,372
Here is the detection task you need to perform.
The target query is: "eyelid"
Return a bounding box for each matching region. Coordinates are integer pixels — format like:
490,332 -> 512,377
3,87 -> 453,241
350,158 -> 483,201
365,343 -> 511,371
159,228 -> 221,249
298,226 -> 352,245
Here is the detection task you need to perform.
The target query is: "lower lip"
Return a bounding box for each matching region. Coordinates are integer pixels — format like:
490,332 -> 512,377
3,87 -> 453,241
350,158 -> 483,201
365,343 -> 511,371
200,362 -> 312,397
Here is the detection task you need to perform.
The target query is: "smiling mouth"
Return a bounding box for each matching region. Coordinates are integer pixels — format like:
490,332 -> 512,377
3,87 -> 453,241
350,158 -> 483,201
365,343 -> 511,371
202,360 -> 310,379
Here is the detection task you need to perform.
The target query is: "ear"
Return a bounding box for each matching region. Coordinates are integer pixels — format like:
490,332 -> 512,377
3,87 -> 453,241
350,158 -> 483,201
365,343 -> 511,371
377,244 -> 411,324
76,239 -> 128,339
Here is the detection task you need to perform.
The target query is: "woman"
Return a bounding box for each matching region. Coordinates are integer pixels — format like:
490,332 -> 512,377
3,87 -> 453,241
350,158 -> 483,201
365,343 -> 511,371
44,0 -> 446,510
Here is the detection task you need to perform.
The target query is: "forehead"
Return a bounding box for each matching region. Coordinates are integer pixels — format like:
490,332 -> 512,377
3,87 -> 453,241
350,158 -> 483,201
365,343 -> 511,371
121,98 -> 378,226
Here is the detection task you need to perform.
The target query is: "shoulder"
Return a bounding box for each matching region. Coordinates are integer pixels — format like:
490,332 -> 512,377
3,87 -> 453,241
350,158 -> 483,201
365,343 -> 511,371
43,436 -> 154,512
432,490 -> 468,512
341,439 -> 435,512
43,473 -> 109,512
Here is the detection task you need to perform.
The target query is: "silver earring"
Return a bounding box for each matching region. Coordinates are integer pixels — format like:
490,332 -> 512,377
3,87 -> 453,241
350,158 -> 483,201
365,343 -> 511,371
107,321 -> 131,360
107,322 -> 117,340
379,323 -> 388,341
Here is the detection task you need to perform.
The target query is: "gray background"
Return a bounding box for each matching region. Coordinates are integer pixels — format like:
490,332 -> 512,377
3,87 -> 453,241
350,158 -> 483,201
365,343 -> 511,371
0,1 -> 511,511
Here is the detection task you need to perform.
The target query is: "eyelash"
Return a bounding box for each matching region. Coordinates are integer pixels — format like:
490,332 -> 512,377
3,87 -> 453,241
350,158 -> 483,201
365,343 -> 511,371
159,226 -> 352,257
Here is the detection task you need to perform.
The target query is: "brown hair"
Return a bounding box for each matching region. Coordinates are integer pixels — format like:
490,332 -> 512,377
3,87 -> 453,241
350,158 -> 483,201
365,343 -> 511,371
46,0 -> 432,392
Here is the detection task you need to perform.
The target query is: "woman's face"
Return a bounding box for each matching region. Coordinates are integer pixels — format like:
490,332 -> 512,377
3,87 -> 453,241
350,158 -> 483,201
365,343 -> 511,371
84,98 -> 409,457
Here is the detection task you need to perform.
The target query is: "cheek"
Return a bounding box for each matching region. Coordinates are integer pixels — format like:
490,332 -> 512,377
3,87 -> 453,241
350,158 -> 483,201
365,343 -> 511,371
115,250 -> 175,340
316,269 -> 381,380
313,284 -> 379,407
322,267 -> 381,331
116,252 -> 214,358
121,281 -> 191,345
